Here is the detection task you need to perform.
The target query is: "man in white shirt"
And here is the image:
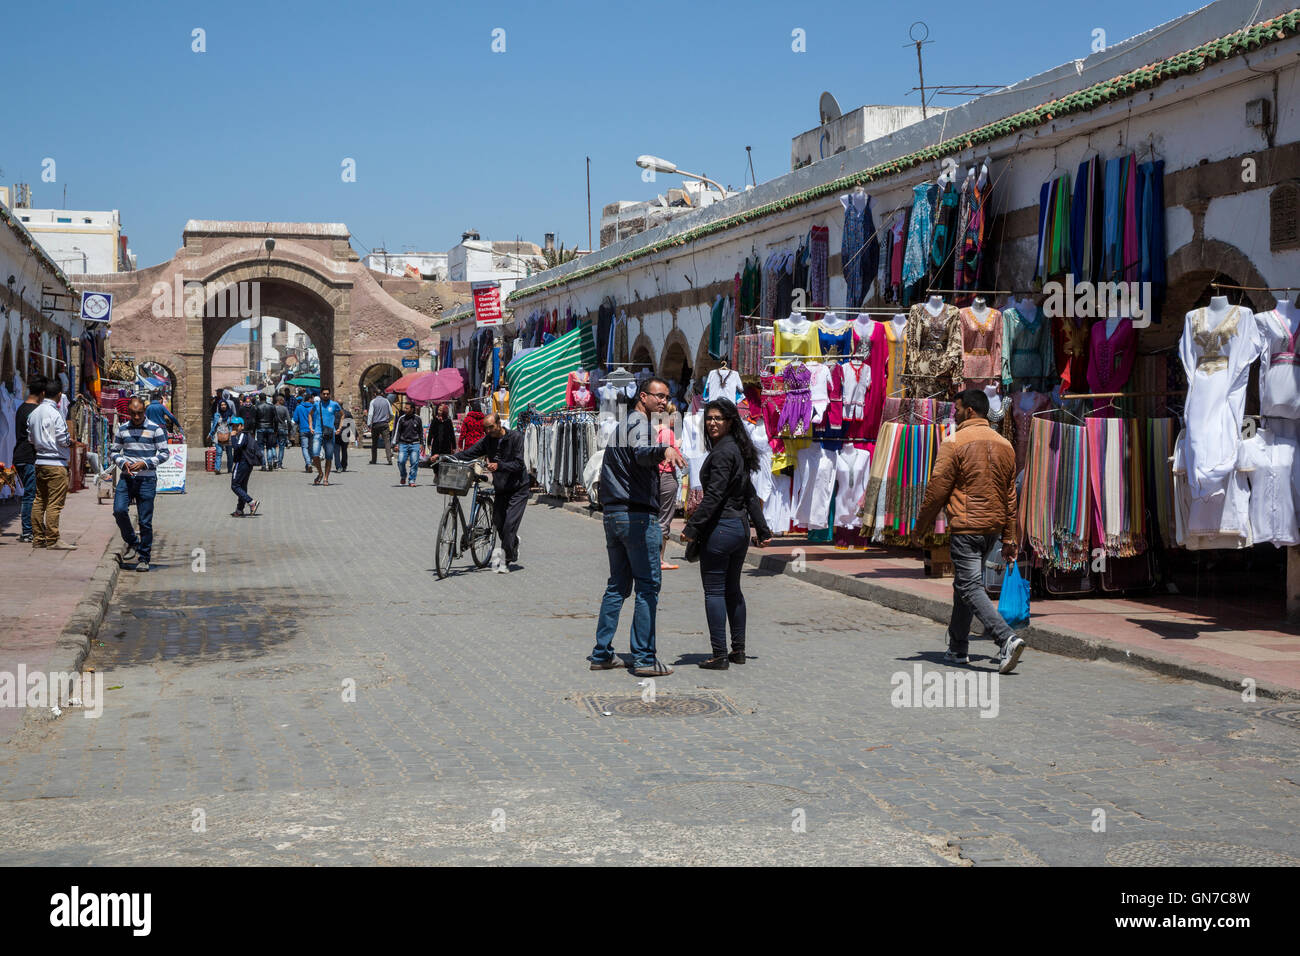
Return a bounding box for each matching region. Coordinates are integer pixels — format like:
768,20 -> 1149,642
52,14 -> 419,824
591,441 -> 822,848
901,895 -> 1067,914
27,377 -> 75,550
367,390 -> 394,465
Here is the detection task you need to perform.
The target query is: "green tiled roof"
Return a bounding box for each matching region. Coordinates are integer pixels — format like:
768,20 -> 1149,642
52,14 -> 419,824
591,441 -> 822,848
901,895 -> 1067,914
510,8 -> 1300,303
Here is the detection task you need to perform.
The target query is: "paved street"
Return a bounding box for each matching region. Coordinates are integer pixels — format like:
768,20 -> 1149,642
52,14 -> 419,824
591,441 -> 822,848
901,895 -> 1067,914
1,461 -> 1298,866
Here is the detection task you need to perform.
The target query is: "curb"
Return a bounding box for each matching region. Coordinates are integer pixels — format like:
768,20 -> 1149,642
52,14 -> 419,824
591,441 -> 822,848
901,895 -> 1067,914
536,495 -> 1300,702
19,534 -> 126,735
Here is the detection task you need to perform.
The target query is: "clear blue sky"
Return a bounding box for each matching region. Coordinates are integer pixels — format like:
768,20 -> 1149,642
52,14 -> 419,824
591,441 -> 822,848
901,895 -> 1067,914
8,0 -> 1208,269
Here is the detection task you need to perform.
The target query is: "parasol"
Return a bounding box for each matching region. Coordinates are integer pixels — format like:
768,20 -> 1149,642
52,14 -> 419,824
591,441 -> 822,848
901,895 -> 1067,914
405,367 -> 465,405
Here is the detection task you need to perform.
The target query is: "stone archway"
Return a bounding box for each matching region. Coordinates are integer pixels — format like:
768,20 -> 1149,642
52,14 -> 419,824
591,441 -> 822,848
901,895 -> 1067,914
359,362 -> 401,403
630,332 -> 656,372
78,221 -> 436,440
1150,238 -> 1274,351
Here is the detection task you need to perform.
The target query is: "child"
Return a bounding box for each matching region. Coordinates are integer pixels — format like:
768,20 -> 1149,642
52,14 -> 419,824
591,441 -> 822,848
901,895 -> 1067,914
228,418 -> 262,517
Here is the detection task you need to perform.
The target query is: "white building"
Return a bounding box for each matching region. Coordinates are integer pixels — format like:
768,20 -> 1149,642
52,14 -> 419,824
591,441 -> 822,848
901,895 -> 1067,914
2,194 -> 135,275
447,231 -> 545,300
363,250 -> 449,280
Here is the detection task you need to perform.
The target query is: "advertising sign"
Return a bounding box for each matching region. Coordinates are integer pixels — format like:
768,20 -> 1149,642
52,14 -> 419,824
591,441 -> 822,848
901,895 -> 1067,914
472,281 -> 503,327
156,444 -> 187,493
80,291 -> 113,324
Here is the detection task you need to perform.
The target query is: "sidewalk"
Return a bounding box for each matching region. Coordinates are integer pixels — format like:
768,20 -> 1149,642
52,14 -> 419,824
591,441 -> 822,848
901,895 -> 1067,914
538,497 -> 1300,701
0,483 -> 124,739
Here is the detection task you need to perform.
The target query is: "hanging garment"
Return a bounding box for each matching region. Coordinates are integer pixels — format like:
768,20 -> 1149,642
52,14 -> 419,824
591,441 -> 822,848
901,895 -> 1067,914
807,362 -> 832,425
1257,306 -> 1300,419
901,183 -> 937,293
708,295 -> 726,360
1173,305 -> 1263,549
792,443 -> 836,530
704,367 -> 744,404
1020,416 -> 1091,570
1010,390 -> 1052,477
774,314 -> 822,367
817,317 -> 853,358
904,303 -> 963,399
955,168 -> 990,291
959,306 -> 1003,388
809,225 -> 830,313
764,472 -> 795,535
1070,155 -> 1103,285
776,362 -> 814,438
1236,429 -> 1300,546
1085,415 -> 1147,557
1086,318 -> 1138,409
1137,159 -> 1166,325
1002,304 -> 1055,391
833,445 -> 871,528
929,181 -> 960,290
1053,315 -> 1091,394
841,192 -> 879,308
747,417 -> 774,505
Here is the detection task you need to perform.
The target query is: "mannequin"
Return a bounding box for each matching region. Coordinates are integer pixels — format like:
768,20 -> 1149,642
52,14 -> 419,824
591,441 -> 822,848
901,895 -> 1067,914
819,310 -> 848,331
1258,297 -> 1300,419
960,294 -> 1003,388
1275,298 -> 1300,333
925,295 -> 945,317
850,313 -> 875,341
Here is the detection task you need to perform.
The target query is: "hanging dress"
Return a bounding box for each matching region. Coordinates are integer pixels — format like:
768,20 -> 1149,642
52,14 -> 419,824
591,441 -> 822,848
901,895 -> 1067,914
904,303 -> 963,399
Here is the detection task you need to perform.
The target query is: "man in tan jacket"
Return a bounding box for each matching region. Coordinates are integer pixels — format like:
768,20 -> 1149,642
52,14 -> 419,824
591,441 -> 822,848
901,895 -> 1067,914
914,389 -> 1027,674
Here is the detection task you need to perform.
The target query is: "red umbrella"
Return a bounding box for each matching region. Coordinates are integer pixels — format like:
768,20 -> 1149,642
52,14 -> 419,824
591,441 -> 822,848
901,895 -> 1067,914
386,370 -> 433,394
406,367 -> 466,405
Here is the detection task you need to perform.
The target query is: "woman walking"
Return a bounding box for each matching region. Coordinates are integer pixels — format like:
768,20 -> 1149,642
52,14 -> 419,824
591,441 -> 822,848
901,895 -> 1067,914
681,398 -> 772,669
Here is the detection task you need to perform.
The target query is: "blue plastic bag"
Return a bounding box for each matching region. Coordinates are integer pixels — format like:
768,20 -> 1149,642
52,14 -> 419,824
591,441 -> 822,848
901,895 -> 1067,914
997,560 -> 1031,629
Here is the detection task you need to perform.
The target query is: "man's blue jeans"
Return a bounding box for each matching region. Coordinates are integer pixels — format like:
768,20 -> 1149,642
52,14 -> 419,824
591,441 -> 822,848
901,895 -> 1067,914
300,432 -> 314,467
113,473 -> 157,562
590,511 -> 663,668
18,462 -> 36,536
397,443 -> 420,482
275,434 -> 288,467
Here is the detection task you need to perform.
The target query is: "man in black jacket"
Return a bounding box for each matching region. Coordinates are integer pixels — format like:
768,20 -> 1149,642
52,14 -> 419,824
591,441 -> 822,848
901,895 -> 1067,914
253,395 -> 277,471
433,413 -> 529,572
590,377 -> 686,677
227,418 -> 261,517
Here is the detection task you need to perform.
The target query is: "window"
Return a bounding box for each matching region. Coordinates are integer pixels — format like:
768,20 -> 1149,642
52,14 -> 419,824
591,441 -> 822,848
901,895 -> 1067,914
20,216 -> 29,222
83,218 -> 92,224
56,217 -> 72,223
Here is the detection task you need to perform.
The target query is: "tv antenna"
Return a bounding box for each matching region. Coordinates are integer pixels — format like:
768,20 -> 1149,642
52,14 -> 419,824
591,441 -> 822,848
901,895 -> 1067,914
904,22 -> 1004,117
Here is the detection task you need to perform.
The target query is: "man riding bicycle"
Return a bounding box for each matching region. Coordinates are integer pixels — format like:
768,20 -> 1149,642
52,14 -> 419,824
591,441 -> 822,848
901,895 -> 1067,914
432,412 -> 529,573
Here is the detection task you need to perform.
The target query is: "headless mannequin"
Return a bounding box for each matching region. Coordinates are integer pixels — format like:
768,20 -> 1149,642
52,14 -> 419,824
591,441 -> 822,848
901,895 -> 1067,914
851,314 -> 876,341
820,311 -> 848,331
842,187 -> 868,215
1006,294 -> 1036,317
970,296 -> 990,319
1274,298 -> 1300,333
925,295 -> 945,317
890,312 -> 907,333
781,311 -> 812,333
1207,295 -> 1232,321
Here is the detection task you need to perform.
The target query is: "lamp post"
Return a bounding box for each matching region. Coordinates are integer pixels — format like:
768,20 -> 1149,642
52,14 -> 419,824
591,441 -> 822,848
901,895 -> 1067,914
635,155 -> 729,200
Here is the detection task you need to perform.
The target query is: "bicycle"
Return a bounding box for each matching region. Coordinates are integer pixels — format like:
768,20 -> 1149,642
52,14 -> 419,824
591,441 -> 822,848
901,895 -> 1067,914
433,458 -> 498,579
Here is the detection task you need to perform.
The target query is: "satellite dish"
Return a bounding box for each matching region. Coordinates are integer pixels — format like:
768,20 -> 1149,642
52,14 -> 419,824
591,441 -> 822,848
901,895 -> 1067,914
819,91 -> 843,126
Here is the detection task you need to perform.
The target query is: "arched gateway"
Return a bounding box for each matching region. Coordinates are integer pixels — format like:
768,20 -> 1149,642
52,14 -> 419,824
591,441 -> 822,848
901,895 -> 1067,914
78,221 -> 434,438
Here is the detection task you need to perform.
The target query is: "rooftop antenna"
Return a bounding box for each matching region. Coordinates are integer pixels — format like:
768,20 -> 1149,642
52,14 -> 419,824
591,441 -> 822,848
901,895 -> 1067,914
746,145 -> 756,187
905,22 -> 933,119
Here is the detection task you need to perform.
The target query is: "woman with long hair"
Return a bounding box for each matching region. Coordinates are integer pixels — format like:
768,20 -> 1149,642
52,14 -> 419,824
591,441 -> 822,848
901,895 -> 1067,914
681,398 -> 772,669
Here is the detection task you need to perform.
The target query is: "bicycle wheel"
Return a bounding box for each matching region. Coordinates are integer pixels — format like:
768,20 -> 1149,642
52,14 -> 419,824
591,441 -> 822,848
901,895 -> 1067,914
434,505 -> 459,579
469,496 -> 498,568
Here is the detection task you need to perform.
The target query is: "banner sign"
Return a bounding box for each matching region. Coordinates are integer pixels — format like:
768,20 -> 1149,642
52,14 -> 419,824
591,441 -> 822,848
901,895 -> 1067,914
401,358 -> 419,368
156,444 -> 187,493
472,281 -> 503,327
397,337 -> 417,350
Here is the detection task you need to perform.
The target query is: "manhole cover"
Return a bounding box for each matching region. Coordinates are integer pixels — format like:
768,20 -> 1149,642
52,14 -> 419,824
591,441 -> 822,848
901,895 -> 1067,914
1106,840 -> 1300,867
649,782 -> 819,813
578,691 -> 740,718
1257,706 -> 1300,729
224,663 -> 327,680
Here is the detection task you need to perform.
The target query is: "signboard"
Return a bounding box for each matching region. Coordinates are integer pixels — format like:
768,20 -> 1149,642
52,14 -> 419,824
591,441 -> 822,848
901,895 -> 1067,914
472,280 -> 503,327
401,358 -> 419,369
157,443 -> 187,494
80,291 -> 113,324
397,337 -> 417,350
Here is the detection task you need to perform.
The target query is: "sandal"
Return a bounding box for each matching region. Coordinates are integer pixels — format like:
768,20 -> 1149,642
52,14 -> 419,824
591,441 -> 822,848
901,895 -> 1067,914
313,476 -> 322,485
660,563 -> 679,570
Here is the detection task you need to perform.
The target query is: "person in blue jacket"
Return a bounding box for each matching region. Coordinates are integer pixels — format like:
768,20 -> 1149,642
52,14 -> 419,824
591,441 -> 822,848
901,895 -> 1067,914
292,397 -> 314,472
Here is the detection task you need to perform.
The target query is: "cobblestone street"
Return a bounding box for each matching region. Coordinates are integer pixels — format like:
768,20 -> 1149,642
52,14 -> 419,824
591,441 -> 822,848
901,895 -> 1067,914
1,465 -> 1298,866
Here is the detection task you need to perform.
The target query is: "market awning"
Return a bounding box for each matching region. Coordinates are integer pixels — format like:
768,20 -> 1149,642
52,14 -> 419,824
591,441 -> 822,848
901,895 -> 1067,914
286,375 -> 320,388
385,370 -> 433,394
503,321 -> 597,425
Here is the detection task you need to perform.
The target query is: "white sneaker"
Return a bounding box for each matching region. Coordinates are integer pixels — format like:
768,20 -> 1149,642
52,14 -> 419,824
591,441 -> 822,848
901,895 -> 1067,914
997,636 -> 1026,674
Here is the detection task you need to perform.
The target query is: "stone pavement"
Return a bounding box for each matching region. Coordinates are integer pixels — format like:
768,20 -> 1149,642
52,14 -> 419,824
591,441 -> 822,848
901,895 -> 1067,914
0,463 -> 1297,865
0,480 -> 122,740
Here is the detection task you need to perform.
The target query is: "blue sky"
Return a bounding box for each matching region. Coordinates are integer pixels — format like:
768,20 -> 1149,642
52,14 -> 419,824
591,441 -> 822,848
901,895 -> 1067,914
8,0 -> 1208,269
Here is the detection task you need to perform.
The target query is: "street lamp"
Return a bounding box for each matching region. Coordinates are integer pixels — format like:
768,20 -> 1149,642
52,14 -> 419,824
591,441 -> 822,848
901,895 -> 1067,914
635,155 -> 728,200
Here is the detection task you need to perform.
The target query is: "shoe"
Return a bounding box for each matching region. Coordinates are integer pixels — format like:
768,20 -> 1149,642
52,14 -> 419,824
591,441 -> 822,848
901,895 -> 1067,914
47,541 -> 78,551
698,655 -> 730,670
943,650 -> 970,665
17,533 -> 32,543
304,466 -> 311,473
31,541 -> 46,549
248,500 -> 260,515
632,662 -> 673,677
728,650 -> 746,665
997,636 -> 1026,674
122,543 -> 139,562
135,562 -> 150,573
589,657 -> 623,671
231,511 -> 245,517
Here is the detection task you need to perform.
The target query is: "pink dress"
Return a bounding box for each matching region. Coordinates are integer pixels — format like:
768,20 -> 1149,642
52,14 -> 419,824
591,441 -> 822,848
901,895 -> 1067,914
1086,318 -> 1137,411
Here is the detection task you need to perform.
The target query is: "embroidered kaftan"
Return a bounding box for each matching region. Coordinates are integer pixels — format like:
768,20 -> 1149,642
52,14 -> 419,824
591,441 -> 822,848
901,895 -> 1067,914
904,303 -> 963,399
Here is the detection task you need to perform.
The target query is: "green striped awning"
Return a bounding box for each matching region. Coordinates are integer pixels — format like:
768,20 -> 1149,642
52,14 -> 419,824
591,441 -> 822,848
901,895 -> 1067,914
503,321 -> 597,425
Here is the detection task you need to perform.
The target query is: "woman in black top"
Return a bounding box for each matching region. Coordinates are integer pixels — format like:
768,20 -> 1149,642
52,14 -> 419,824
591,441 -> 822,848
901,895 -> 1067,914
427,403 -> 457,455
681,398 -> 772,669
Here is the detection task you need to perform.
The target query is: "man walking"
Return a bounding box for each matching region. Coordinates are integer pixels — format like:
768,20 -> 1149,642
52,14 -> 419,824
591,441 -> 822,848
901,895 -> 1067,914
293,393 -> 314,472
432,412 -> 530,571
367,389 -> 394,465
227,417 -> 261,517
427,403 -> 456,456
254,393 -> 277,471
110,396 -> 170,572
273,394 -> 290,469
335,406 -> 355,472
309,386 -> 343,486
145,393 -> 180,433
392,401 -> 424,487
28,376 -> 75,550
12,375 -> 44,543
588,378 -> 685,676
913,388 -> 1027,674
